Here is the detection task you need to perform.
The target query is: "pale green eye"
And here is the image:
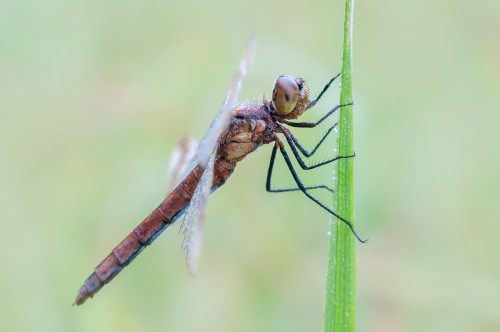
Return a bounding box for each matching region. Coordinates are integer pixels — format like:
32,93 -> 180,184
272,75 -> 299,115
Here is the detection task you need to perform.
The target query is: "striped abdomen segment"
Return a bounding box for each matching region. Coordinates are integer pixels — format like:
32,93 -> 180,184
74,165 -> 205,305
74,158 -> 237,305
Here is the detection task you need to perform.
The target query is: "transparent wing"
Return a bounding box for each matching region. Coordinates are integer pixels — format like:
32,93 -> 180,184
180,38 -> 256,274
180,151 -> 215,274
196,37 -> 256,167
166,136 -> 198,194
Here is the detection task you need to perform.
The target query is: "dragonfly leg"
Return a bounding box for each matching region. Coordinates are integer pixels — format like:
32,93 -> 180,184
280,124 -> 337,158
279,127 -> 355,170
266,143 -> 333,194
274,140 -> 367,243
304,73 -> 341,111
283,102 -> 352,128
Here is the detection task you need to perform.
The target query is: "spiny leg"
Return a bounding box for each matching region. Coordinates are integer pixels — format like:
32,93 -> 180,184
283,102 -> 353,128
304,73 -> 341,110
279,126 -> 355,170
286,124 -> 338,158
274,140 -> 366,243
266,143 -> 333,194
266,127 -> 355,193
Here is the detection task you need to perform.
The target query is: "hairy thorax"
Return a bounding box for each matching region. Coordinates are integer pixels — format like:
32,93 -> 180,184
218,103 -> 277,162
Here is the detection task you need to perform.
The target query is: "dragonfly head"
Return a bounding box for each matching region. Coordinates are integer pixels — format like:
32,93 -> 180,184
271,75 -> 309,119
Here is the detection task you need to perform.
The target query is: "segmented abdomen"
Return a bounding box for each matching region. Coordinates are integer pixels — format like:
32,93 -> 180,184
74,158 -> 237,305
74,165 -> 205,305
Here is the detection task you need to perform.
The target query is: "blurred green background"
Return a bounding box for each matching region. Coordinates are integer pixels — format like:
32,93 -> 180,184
1,0 -> 499,331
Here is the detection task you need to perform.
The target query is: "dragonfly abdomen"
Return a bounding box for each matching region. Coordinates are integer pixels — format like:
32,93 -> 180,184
74,166 -> 205,305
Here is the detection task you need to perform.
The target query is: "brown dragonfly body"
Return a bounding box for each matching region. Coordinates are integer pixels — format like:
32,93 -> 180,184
75,66 -> 363,305
75,99 -> 301,305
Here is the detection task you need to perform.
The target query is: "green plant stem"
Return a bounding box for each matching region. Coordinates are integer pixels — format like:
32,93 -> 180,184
324,0 -> 356,331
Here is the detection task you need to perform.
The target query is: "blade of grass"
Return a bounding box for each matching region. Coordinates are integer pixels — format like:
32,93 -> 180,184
324,0 -> 356,331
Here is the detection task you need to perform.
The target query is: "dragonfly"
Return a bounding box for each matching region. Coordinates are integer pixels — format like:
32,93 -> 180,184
74,40 -> 365,306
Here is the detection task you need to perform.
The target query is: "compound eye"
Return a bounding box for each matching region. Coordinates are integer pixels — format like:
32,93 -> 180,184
272,75 -> 299,115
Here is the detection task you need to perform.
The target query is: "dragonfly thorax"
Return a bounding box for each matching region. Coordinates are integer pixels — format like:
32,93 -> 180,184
219,104 -> 276,162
